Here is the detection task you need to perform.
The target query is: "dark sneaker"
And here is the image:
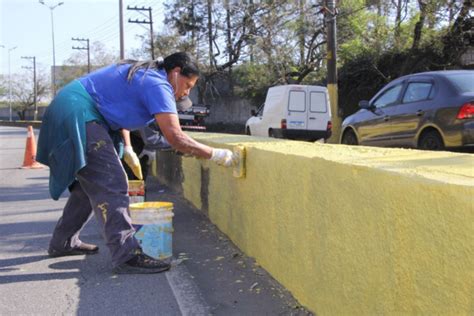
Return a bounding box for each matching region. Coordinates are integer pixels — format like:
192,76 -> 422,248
48,243 -> 99,258
113,253 -> 171,274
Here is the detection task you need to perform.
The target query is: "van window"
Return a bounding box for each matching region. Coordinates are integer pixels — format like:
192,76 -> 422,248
288,91 -> 305,112
310,92 -> 327,113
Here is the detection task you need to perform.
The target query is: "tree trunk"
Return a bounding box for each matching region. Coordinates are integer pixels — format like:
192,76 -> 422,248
393,0 -> 403,49
412,0 -> 427,50
18,110 -> 26,121
225,0 -> 233,94
249,0 -> 255,63
448,0 -> 456,26
207,0 -> 214,69
190,0 -> 196,55
299,0 -> 305,64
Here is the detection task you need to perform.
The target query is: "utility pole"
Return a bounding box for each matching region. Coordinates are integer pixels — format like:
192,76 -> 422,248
119,0 -> 125,59
21,56 -> 37,121
72,37 -> 90,73
325,0 -> 341,144
127,6 -> 155,60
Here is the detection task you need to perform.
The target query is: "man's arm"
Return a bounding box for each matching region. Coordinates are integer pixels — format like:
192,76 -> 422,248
154,113 -> 213,159
121,129 -> 132,147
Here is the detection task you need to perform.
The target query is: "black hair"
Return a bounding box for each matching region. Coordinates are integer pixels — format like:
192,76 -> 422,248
119,52 -> 200,82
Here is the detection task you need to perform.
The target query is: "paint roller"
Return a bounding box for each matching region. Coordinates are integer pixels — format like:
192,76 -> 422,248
232,145 -> 246,178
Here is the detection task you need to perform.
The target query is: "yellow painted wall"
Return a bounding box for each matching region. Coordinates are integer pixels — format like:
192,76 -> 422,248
165,132 -> 474,315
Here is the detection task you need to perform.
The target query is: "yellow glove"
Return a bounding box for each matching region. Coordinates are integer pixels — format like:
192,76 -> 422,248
123,146 -> 143,180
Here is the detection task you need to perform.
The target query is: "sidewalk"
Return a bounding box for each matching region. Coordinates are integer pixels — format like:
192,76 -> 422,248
0,126 -> 310,315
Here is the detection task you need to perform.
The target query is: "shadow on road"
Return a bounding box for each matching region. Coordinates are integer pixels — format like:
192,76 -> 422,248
0,184 -> 52,202
0,255 -> 50,268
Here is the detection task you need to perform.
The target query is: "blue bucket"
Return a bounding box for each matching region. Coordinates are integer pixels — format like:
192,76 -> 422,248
130,202 -> 174,260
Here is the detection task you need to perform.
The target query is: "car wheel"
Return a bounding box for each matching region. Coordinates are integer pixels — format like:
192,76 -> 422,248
341,129 -> 358,145
269,129 -> 275,138
418,130 -> 444,151
246,127 -> 251,135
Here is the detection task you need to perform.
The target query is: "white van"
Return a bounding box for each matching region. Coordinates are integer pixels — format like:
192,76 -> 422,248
245,85 -> 332,141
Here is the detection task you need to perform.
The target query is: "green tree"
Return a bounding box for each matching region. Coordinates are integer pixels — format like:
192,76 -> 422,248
11,71 -> 49,120
153,0 -> 472,109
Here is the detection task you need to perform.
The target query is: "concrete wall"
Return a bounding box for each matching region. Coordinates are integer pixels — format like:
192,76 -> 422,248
205,97 -> 255,124
0,107 -> 47,121
155,133 -> 474,315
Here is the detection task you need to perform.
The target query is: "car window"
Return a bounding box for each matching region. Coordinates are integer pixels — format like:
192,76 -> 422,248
402,82 -> 433,103
373,84 -> 403,108
444,73 -> 474,93
310,92 -> 327,113
288,91 -> 305,112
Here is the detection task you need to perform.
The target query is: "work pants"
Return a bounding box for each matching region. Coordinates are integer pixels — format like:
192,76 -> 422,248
49,121 -> 140,266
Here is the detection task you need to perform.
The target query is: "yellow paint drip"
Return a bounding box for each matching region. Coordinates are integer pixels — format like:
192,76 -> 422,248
97,202 -> 109,223
93,140 -> 107,151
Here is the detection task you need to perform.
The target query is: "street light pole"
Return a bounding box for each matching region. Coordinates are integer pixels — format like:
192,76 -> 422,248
39,0 -> 64,97
7,46 -> 18,122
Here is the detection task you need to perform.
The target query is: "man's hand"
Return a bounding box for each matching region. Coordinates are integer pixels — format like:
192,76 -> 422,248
123,146 -> 143,180
138,148 -> 156,165
210,148 -> 235,167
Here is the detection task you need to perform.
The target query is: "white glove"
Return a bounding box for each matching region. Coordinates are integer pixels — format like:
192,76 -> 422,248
123,146 -> 143,180
210,148 -> 235,167
138,148 -> 156,165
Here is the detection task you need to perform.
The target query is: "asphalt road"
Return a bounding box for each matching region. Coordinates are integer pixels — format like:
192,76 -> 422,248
0,126 -> 310,315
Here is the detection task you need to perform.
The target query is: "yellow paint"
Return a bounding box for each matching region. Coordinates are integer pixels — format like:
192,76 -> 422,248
172,132 -> 474,315
129,201 -> 173,210
232,145 -> 246,178
326,83 -> 341,144
97,202 -> 109,223
182,157 -> 204,210
151,158 -> 157,177
93,140 -> 107,151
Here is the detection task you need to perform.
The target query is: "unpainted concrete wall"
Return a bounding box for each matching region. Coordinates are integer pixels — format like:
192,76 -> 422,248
205,96 -> 255,124
155,133 -> 474,315
0,107 -> 47,121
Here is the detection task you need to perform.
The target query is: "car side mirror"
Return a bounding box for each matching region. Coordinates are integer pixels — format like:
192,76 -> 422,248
358,100 -> 371,109
251,109 -> 256,116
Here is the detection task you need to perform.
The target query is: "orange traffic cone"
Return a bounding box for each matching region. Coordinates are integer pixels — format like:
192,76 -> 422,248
21,126 -> 44,169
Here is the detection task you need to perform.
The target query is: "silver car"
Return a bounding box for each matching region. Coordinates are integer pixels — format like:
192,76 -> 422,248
340,70 -> 474,150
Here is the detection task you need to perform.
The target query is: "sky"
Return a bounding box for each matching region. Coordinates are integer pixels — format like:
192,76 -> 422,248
0,0 -> 165,76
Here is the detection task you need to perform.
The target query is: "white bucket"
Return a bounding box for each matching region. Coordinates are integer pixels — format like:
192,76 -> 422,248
130,202 -> 174,260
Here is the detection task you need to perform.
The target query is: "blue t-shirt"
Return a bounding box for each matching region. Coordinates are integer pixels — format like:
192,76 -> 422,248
79,64 -> 177,131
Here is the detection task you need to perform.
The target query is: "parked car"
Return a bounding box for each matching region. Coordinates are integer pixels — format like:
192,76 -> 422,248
340,70 -> 474,150
178,104 -> 209,127
245,85 -> 332,141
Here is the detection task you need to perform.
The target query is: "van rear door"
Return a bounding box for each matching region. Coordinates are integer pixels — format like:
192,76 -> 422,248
308,89 -> 329,131
287,88 -> 307,130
